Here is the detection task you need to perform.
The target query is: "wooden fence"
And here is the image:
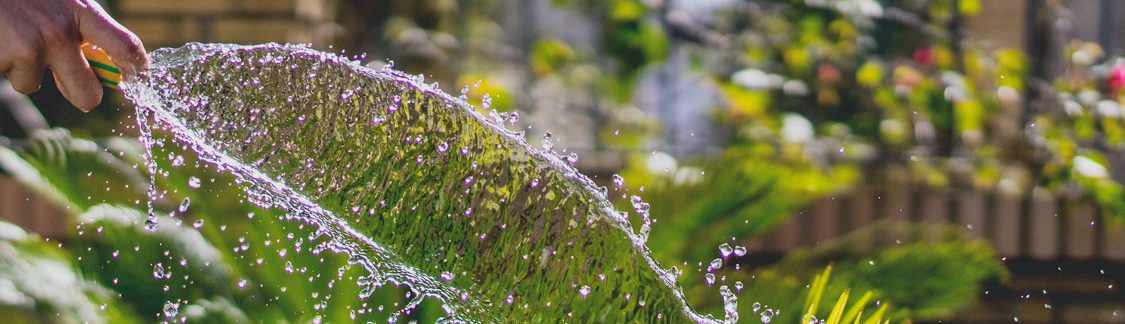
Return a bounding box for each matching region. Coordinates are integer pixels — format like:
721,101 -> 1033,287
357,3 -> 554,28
749,174 -> 1125,262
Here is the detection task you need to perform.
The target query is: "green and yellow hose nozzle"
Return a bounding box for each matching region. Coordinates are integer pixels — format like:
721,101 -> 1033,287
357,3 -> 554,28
81,43 -> 121,89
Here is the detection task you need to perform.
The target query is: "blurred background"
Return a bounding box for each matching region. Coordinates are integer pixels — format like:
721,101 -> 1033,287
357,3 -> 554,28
2,0 -> 1125,322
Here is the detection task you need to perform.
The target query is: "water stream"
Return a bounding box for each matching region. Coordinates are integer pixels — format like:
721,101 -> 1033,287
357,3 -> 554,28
123,43 -> 737,322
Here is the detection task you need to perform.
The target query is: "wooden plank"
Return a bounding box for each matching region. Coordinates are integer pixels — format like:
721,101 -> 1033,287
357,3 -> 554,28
955,190 -> 988,238
1103,221 -> 1125,261
809,197 -> 838,246
991,191 -> 1022,257
770,214 -> 802,251
881,164 -> 911,221
1027,187 -> 1059,260
917,189 -> 949,224
881,184 -> 911,221
847,187 -> 877,252
1064,200 -> 1098,260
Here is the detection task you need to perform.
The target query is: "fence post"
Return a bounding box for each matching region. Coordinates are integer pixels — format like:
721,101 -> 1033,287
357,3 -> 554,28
1063,199 -> 1098,259
1027,187 -> 1059,260
992,190 -> 1023,257
956,188 -> 988,238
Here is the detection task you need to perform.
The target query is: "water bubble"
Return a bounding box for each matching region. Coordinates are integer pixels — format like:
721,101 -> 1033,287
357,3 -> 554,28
153,263 -> 166,279
192,219 -> 205,228
163,300 -> 179,318
144,215 -> 159,232
482,94 -> 493,109
187,176 -> 202,189
719,243 -> 733,258
612,174 -> 625,188
578,285 -> 591,299
178,197 -> 191,213
734,245 -> 748,257
541,132 -> 554,151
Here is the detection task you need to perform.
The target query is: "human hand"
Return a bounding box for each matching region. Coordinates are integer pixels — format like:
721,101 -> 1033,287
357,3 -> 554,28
0,0 -> 147,111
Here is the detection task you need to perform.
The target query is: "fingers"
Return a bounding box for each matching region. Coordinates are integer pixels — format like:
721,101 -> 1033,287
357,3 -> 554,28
6,53 -> 45,95
75,0 -> 147,77
47,44 -> 102,111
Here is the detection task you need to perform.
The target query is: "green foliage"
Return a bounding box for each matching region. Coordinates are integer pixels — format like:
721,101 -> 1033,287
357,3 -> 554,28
635,147 -> 858,263
762,221 -> 1008,321
0,129 -> 433,322
0,219 -> 139,323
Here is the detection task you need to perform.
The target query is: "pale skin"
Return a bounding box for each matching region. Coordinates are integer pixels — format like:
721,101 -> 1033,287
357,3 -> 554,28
0,0 -> 147,111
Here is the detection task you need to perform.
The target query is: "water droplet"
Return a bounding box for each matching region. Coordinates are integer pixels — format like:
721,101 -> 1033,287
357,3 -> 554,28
541,132 -> 554,151
153,263 -> 166,279
752,302 -> 761,312
564,152 -> 578,165
578,285 -> 591,299
192,219 -> 205,228
163,300 -> 179,318
482,94 -> 493,109
704,273 -> 716,285
734,245 -> 747,257
187,176 -> 202,189
437,142 -> 450,154
719,243 -> 733,258
530,178 -> 540,189
709,258 -> 723,271
734,281 -> 744,292
178,197 -> 191,213
144,215 -> 159,232
612,174 -> 625,188
440,271 -> 454,282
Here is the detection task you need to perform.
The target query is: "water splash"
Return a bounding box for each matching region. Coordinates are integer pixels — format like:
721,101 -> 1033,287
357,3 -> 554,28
123,43 -> 736,322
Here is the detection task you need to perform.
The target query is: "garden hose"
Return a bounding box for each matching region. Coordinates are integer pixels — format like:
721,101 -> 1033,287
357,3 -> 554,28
81,43 -> 121,89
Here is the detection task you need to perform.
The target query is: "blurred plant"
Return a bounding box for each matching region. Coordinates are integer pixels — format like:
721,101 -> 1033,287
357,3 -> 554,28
0,129 -> 438,322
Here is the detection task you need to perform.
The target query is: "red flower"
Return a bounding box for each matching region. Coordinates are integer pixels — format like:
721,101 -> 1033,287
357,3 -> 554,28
1108,65 -> 1125,95
913,47 -> 933,66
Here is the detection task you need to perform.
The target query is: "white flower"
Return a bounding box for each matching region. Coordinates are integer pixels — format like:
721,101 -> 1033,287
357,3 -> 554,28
781,113 -> 815,143
1073,156 -> 1109,178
